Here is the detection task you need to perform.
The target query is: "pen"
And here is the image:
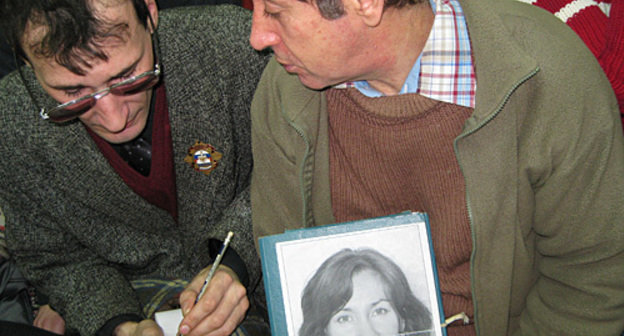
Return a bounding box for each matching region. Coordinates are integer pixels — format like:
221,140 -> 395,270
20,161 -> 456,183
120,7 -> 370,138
195,231 -> 234,303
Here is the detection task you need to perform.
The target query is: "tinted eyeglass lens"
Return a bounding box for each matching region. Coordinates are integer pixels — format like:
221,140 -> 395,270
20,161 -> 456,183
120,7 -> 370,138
111,73 -> 159,95
64,97 -> 97,112
48,98 -> 97,122
47,72 -> 159,122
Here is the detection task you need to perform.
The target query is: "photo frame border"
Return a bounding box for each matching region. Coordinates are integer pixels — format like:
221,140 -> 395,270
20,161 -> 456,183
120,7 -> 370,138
259,211 -> 447,336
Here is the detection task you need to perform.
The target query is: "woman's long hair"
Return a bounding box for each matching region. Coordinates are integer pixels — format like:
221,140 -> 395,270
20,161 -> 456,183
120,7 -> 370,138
299,248 -> 432,336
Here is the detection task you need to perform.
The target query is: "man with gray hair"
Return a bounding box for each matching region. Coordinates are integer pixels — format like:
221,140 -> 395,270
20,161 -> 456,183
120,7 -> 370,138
248,0 -> 624,334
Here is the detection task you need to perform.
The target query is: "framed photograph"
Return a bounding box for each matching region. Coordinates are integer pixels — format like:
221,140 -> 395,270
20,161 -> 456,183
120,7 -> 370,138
259,212 -> 446,336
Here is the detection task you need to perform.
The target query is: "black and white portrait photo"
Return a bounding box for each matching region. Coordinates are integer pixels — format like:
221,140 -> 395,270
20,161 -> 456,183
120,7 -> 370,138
260,213 -> 445,336
299,247 -> 434,336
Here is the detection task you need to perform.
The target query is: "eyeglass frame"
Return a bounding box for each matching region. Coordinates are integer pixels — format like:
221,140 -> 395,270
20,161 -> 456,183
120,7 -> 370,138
16,15 -> 161,123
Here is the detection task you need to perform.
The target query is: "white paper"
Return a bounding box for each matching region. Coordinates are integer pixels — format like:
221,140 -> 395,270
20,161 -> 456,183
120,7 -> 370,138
154,308 -> 183,336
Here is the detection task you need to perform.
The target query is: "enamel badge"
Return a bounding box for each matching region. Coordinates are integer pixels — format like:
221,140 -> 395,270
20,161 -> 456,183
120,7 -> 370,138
184,141 -> 222,175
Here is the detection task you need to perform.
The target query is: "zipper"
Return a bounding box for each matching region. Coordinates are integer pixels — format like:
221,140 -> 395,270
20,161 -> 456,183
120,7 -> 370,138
453,67 -> 539,335
282,106 -> 313,228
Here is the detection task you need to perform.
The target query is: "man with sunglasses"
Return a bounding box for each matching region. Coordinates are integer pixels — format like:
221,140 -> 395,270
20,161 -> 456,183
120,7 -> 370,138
0,0 -> 270,335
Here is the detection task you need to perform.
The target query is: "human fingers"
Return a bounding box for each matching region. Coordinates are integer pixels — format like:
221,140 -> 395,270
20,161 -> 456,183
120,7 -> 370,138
134,319 -> 164,336
186,294 -> 249,336
33,305 -> 65,335
178,267 -> 210,316
114,319 -> 163,336
178,269 -> 248,335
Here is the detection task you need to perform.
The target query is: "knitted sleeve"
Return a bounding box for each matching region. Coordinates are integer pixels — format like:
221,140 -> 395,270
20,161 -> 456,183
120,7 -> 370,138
601,1 -> 624,128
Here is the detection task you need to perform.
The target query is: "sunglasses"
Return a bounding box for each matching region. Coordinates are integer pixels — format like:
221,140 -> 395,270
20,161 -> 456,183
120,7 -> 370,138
18,27 -> 161,123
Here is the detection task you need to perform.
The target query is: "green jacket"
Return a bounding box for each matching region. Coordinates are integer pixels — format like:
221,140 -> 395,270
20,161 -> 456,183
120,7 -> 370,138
250,0 -> 624,334
0,5 -> 269,335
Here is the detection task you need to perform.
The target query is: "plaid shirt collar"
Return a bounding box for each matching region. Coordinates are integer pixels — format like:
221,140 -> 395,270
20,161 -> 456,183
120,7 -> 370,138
335,0 -> 476,108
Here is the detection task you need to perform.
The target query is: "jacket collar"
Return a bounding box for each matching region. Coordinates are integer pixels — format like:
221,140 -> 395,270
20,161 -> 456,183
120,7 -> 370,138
277,0 -> 540,127
459,0 -> 539,124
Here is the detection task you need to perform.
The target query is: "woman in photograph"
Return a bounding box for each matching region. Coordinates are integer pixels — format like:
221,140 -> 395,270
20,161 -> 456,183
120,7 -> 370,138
299,248 -> 433,336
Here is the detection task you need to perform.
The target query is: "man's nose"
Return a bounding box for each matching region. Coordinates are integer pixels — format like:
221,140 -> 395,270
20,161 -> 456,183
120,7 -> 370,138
92,93 -> 129,133
249,9 -> 280,51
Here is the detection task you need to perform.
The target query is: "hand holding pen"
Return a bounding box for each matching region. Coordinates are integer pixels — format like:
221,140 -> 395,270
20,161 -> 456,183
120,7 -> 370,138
196,231 -> 234,303
177,232 -> 250,336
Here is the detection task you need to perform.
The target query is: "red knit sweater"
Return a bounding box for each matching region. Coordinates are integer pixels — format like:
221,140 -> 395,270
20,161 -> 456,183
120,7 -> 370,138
526,0 -> 624,129
87,85 -> 178,221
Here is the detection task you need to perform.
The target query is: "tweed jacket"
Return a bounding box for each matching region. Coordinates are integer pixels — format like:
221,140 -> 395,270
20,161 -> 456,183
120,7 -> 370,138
250,0 -> 624,335
0,5 -> 269,335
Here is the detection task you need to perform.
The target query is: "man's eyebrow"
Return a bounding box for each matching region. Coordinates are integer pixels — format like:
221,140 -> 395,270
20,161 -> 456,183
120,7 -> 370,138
50,58 -> 140,91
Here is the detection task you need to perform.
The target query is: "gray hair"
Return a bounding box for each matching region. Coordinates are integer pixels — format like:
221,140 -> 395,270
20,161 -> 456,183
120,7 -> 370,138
308,0 -> 426,19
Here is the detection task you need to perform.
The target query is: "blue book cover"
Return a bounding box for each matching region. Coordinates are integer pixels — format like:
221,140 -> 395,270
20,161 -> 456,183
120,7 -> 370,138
259,211 -> 447,336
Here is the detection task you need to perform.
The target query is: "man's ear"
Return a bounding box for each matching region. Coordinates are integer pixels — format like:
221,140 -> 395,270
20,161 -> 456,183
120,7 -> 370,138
21,56 -> 32,68
144,0 -> 159,31
16,36 -> 35,69
345,0 -> 384,27
16,48 -> 32,68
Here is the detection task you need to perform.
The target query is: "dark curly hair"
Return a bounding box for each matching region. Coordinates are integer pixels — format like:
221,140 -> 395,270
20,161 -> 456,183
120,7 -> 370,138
0,0 -> 150,74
